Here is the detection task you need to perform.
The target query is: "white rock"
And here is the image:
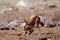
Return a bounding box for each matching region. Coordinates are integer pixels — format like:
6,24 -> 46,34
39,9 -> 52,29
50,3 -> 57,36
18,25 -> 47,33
39,16 -> 56,27
39,16 -> 45,24
16,0 -> 36,9
44,20 -> 56,27
0,20 -> 25,30
16,0 -> 27,7
6,20 -> 19,28
4,19 -> 23,30
1,7 -> 13,13
54,21 -> 60,26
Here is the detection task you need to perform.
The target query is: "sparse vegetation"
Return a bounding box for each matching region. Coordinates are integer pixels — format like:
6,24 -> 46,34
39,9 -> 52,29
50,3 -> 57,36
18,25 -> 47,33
0,0 -> 60,40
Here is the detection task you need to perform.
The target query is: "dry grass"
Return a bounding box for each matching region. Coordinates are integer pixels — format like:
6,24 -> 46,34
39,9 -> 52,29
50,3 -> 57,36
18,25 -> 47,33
0,0 -> 60,40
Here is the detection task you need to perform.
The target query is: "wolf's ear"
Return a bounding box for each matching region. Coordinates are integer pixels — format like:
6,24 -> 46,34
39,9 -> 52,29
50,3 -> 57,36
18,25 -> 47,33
24,19 -> 27,23
24,19 -> 26,22
24,19 -> 29,25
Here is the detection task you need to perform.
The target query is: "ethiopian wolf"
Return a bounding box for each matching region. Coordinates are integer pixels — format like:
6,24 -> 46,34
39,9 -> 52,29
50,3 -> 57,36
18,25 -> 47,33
22,15 -> 42,35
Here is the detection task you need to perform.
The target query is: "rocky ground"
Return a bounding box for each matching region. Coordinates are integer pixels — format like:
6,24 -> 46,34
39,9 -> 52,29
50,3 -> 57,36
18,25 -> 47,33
0,0 -> 60,40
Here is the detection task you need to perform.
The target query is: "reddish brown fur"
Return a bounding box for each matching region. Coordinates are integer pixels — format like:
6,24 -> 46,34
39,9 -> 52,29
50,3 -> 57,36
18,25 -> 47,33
25,15 -> 41,27
23,15 -> 41,35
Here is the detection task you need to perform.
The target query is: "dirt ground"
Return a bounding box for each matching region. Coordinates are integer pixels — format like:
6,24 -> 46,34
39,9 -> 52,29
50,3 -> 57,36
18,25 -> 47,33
0,0 -> 60,40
